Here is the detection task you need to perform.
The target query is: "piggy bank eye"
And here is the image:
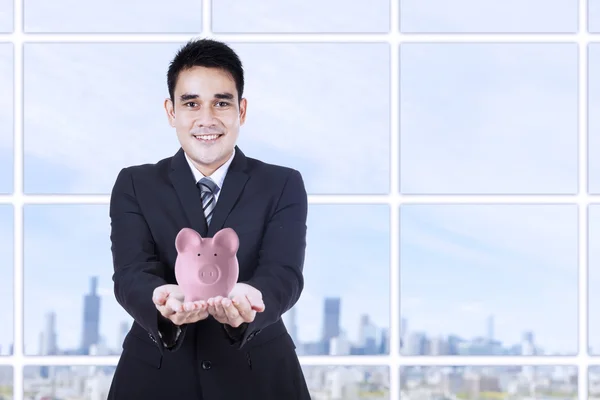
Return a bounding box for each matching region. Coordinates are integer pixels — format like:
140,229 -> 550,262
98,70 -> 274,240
214,253 -> 217,256
197,253 -> 201,256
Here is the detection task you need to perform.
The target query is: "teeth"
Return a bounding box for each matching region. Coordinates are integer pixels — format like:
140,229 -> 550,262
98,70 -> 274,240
196,135 -> 219,140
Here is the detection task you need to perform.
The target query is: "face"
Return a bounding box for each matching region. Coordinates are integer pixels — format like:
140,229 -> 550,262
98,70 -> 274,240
164,66 -> 247,176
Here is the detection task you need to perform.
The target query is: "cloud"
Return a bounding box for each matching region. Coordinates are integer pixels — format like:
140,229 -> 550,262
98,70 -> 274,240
212,0 -> 390,33
400,0 -> 577,32
400,42 -> 578,194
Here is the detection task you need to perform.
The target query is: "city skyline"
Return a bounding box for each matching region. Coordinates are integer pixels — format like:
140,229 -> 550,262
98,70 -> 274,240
0,202 -> 596,355
13,203 -> 390,354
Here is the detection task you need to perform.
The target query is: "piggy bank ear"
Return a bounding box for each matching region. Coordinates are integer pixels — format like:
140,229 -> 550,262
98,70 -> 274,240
175,228 -> 203,253
212,227 -> 239,255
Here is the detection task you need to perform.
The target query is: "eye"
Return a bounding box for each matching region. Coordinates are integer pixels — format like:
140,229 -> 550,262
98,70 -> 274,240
197,253 -> 201,256
214,253 -> 217,256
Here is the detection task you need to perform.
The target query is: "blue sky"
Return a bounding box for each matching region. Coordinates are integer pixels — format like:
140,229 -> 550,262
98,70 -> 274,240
0,0 -> 595,357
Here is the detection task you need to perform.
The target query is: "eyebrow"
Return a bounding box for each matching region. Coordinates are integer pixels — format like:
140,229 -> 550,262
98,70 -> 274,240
179,92 -> 234,101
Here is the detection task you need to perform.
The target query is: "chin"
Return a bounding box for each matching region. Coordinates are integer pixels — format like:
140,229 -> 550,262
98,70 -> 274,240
189,145 -> 230,165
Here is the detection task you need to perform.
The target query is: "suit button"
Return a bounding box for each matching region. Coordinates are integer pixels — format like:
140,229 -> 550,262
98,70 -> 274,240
201,361 -> 212,370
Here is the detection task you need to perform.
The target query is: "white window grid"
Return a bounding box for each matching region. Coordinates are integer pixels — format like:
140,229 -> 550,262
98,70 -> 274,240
0,0 -> 594,399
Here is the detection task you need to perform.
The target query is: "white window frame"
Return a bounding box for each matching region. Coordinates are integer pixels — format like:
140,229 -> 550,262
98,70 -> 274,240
0,0 -> 592,399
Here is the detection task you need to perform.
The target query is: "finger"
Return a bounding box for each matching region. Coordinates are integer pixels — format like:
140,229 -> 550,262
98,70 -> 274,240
166,296 -> 184,313
222,298 -> 242,322
152,289 -> 169,306
207,298 -> 218,316
232,296 -> 254,321
245,294 -> 265,312
212,297 -> 227,319
157,304 -> 175,318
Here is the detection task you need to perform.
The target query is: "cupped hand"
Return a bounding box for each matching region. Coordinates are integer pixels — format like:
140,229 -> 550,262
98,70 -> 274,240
153,284 -> 209,326
207,282 -> 266,328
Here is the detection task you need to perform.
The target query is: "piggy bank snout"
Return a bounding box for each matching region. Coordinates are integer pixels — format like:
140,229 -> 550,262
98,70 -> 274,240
197,264 -> 221,285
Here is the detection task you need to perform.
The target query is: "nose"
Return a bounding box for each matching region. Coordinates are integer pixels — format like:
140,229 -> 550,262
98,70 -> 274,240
194,105 -> 216,127
198,264 -> 220,285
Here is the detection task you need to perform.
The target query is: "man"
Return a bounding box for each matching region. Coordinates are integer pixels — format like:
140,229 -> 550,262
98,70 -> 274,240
107,38 -> 310,399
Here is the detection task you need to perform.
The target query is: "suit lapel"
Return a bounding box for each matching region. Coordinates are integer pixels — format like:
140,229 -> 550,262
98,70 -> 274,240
207,146 -> 249,236
169,148 -> 208,236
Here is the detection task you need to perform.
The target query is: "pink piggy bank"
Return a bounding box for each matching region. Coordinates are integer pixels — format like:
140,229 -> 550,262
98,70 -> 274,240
174,227 -> 240,302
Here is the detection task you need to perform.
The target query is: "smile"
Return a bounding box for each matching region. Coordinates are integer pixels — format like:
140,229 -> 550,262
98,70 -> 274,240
194,134 -> 223,142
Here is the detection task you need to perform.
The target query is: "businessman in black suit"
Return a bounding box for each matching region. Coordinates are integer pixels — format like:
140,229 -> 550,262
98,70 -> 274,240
107,38 -> 311,399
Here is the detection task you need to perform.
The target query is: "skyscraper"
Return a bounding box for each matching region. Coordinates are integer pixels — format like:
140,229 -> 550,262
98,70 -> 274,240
322,297 -> 341,354
81,276 -> 101,355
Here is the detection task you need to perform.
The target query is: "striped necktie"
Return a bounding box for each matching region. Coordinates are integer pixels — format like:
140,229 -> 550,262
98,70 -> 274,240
197,177 -> 219,226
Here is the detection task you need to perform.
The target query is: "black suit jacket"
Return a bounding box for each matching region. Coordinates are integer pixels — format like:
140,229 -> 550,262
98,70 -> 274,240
107,146 -> 311,400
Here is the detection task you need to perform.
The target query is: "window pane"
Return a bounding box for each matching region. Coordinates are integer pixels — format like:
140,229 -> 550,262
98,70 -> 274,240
0,205 -> 13,356
23,0 -> 202,33
24,366 -> 115,398
400,43 -> 578,194
588,205 -> 600,354
0,367 -> 12,398
212,0 -> 390,33
0,43 -> 13,194
401,366 -> 578,397
24,205 -> 132,355
285,204 -> 390,356
591,366 -> 600,399
24,42 -> 390,195
400,0 -> 577,33
400,204 -> 578,356
590,0 -> 600,32
23,365 -> 388,398
304,366 -> 389,398
588,44 -> 600,193
0,0 -> 12,32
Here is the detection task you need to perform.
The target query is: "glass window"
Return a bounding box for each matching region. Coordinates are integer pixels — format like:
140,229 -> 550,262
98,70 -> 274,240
0,43 -> 13,194
400,0 -> 578,33
400,204 -> 578,356
212,0 -> 390,33
400,43 -> 578,194
0,205 -> 13,356
588,205 -> 600,354
23,0 -> 202,33
24,42 -> 391,195
0,0 -> 12,33
285,204 -> 390,356
401,366 -> 578,397
24,205 -> 132,356
588,44 -> 600,193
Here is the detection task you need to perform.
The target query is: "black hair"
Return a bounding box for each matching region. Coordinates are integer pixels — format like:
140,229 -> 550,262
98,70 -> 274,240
167,38 -> 244,104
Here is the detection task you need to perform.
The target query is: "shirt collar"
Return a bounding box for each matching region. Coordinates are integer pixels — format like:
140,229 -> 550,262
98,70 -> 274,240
184,147 -> 236,190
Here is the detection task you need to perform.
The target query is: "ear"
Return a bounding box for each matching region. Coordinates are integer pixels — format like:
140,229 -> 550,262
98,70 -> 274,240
175,228 -> 203,253
212,228 -> 239,255
164,97 -> 175,127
